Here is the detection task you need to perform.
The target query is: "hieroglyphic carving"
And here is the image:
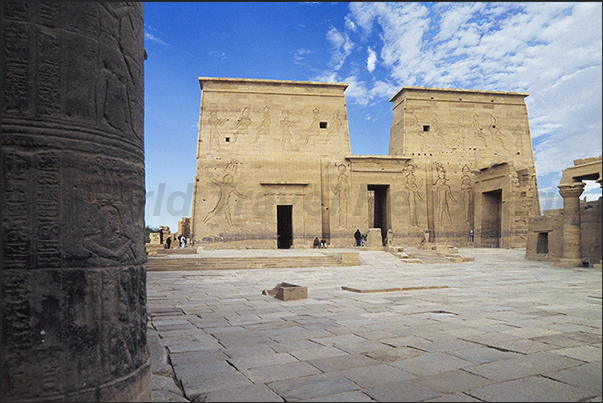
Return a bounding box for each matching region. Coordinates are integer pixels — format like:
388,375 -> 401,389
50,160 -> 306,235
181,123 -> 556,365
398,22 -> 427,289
3,3 -> 149,400
403,163 -> 424,227
35,152 -> 61,268
203,159 -> 248,226
433,162 -> 458,227
253,105 -> 271,143
331,164 -> 350,228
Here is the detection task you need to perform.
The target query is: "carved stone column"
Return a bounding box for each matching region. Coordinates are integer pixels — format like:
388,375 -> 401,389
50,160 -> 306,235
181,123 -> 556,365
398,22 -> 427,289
2,3 -> 150,401
555,182 -> 586,267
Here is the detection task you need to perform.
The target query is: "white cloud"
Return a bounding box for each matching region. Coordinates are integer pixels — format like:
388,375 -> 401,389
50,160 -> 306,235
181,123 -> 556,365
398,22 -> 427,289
144,29 -> 169,46
294,48 -> 311,64
326,26 -> 355,71
366,47 -> 377,72
342,2 -> 601,206
341,75 -> 370,106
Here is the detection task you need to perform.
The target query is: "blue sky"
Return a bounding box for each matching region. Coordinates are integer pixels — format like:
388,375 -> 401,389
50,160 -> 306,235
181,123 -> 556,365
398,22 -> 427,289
143,2 -> 602,231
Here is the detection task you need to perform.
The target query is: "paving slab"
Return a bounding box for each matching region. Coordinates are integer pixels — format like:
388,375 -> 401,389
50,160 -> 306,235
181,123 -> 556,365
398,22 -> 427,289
267,375 -> 361,401
194,384 -> 284,402
180,371 -> 254,400
388,352 -> 475,377
447,346 -> 520,364
307,353 -> 381,372
339,364 -> 416,388
543,360 -> 602,396
465,375 -> 596,402
464,351 -> 585,382
147,248 -> 602,402
364,379 -> 441,402
242,361 -> 322,383
410,369 -> 493,394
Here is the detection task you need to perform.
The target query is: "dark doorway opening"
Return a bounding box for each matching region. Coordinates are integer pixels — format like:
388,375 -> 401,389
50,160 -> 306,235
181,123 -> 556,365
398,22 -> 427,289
367,185 -> 389,246
277,205 -> 293,249
537,232 -> 549,254
481,189 -> 502,247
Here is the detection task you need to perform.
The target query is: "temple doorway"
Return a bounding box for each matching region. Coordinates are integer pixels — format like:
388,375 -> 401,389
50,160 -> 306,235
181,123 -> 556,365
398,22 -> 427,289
277,205 -> 293,249
481,189 -> 502,247
368,185 -> 390,246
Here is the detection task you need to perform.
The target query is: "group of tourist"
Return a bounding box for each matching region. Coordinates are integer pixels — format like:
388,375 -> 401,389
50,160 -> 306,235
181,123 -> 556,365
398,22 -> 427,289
313,237 -> 327,248
165,234 -> 188,249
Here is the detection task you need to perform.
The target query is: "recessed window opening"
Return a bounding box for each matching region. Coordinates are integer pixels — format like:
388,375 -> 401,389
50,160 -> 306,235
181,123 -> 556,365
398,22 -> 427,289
319,122 -> 327,129
225,137 -> 231,142
423,125 -> 430,132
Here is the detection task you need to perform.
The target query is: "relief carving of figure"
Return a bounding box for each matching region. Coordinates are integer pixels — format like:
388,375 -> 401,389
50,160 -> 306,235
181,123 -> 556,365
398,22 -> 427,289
280,111 -> 296,151
96,3 -> 142,143
327,109 -> 343,138
203,159 -> 248,226
403,163 -> 424,227
82,204 -> 137,264
460,164 -> 474,226
303,107 -> 320,144
208,111 -> 228,150
489,115 -> 508,150
233,106 -> 251,138
330,164 -> 350,228
407,111 -> 426,151
512,123 -> 524,152
433,163 -> 458,227
430,112 -> 447,147
451,113 -> 467,149
254,105 -> 271,143
471,113 -> 489,149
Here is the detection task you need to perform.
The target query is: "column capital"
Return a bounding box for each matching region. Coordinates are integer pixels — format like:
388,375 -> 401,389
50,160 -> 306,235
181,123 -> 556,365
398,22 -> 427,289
557,182 -> 585,199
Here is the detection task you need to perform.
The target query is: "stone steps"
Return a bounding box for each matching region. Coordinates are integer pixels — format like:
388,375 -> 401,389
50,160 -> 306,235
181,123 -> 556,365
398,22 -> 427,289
145,254 -> 346,271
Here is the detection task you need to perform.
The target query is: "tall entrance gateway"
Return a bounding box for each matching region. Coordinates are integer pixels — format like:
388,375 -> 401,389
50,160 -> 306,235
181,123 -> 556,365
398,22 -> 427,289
277,205 -> 293,249
368,185 -> 390,246
481,189 -> 502,248
190,78 -> 540,249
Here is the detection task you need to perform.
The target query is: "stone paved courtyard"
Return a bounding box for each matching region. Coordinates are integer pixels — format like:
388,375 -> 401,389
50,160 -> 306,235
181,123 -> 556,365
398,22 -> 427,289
146,248 -> 602,402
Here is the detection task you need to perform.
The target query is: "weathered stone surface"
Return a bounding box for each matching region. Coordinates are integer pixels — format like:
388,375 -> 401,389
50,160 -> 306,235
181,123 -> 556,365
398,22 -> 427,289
2,2 -> 149,401
190,79 -> 540,250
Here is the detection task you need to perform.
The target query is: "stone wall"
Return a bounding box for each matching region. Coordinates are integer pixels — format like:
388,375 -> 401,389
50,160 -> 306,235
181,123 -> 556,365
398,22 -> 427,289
190,80 -> 541,250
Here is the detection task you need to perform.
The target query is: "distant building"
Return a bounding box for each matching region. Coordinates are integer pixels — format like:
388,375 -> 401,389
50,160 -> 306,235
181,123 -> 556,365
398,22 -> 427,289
526,156 -> 602,268
191,77 -> 540,249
